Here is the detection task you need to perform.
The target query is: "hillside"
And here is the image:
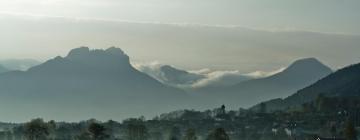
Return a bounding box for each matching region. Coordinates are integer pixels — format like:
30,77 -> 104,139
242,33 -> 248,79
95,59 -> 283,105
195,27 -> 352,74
196,58 -> 333,109
254,62 -> 360,111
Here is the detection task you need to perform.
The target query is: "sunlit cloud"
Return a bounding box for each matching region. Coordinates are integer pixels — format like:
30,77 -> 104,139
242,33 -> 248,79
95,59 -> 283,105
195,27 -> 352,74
244,67 -> 286,78
133,61 -> 285,89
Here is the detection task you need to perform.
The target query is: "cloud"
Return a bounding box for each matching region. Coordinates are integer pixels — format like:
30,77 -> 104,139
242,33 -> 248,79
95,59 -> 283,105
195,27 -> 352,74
191,70 -> 251,88
132,61 -> 165,82
132,61 -> 204,89
244,67 -> 286,78
133,62 -> 285,89
190,68 -> 285,88
132,61 -> 166,82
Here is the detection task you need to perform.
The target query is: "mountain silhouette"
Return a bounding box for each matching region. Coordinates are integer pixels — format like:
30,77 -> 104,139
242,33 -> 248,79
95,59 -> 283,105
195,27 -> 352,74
254,61 -> 360,111
195,58 -> 333,109
0,47 -> 189,121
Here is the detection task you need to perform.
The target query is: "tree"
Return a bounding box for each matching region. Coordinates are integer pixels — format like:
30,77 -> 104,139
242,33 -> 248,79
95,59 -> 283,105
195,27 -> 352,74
183,128 -> 197,140
48,120 -> 57,140
259,102 -> 267,113
169,127 -> 181,140
77,131 -> 92,140
302,102 -> 315,113
24,118 -> 50,140
125,119 -> 148,140
150,132 -> 163,140
220,105 -> 226,115
206,128 -> 229,140
274,128 -> 288,140
105,120 -> 118,139
344,119 -> 357,140
13,125 -> 26,140
330,125 -> 337,138
315,93 -> 331,111
216,105 -> 230,120
88,122 -> 108,140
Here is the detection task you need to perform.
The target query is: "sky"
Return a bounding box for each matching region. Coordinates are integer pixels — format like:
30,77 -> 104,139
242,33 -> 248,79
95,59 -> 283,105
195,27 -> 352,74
0,0 -> 360,72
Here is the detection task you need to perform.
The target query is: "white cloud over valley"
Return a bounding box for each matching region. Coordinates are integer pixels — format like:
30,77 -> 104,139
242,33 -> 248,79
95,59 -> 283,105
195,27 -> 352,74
133,62 -> 285,89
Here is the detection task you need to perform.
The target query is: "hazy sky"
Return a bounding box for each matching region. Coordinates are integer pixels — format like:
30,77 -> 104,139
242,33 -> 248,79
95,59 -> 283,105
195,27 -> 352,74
1,0 -> 359,33
0,0 -> 359,72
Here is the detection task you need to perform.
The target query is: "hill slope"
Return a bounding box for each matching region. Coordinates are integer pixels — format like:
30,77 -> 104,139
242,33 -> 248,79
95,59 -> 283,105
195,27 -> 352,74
196,58 -> 332,109
254,62 -> 360,111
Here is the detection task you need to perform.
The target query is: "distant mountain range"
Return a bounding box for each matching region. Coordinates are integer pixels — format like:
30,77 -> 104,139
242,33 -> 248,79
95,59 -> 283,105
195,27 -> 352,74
0,47 -> 188,121
253,61 -> 360,112
0,46 -> 341,121
194,58 -> 333,109
0,65 -> 10,73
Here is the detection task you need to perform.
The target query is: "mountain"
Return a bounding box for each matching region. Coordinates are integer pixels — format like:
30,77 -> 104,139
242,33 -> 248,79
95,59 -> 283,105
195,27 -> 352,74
136,64 -> 205,88
0,59 -> 40,71
159,65 -> 205,86
196,58 -> 333,109
254,62 -> 360,112
0,47 -> 189,121
137,64 -> 253,90
0,65 -> 10,73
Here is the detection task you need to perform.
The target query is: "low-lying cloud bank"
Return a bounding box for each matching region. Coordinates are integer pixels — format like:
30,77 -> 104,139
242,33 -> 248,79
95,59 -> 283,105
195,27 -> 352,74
133,62 -> 284,89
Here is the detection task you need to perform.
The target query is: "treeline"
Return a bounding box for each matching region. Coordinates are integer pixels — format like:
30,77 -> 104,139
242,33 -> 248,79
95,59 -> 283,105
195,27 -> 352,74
0,117 -> 231,140
0,100 -> 359,140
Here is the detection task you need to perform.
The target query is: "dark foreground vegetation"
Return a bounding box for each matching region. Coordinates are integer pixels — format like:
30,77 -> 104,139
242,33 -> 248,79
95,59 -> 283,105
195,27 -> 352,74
0,96 -> 359,140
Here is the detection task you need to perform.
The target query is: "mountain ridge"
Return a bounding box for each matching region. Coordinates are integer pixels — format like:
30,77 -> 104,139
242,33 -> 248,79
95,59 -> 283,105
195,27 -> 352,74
0,47 -> 190,121
252,62 -> 360,112
194,57 -> 333,109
